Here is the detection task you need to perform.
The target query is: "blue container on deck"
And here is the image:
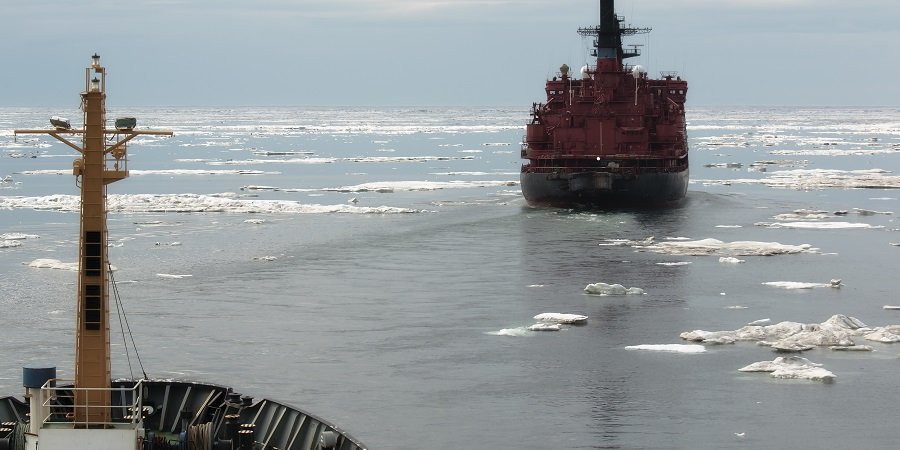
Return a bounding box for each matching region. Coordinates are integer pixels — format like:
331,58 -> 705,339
23,366 -> 56,389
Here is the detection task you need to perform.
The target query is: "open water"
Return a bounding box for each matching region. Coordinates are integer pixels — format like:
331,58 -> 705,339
1,106 -> 899,449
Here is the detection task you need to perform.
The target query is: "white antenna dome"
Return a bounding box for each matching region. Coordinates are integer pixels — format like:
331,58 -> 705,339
632,65 -> 646,79
581,65 -> 590,79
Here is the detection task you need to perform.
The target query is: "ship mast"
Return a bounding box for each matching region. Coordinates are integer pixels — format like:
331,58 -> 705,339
577,0 -> 650,71
15,54 -> 172,426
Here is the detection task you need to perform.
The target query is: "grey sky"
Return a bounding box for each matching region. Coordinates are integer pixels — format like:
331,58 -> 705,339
2,0 -> 898,106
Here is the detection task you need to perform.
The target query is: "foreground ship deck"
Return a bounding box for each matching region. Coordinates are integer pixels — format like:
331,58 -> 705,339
0,379 -> 364,450
0,55 -> 366,450
521,0 -> 689,208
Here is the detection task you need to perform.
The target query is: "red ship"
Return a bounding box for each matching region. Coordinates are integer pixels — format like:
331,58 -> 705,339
521,0 -> 688,208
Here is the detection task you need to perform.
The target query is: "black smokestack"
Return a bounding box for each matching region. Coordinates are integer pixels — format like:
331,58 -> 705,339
597,0 -> 620,49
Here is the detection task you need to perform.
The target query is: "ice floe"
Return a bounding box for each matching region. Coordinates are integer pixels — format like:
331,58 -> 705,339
584,282 -> 645,296
0,233 -> 38,241
681,314 -> 900,352
765,208 -> 892,226
598,236 -> 656,247
739,356 -> 835,383
17,169 -> 277,176
533,313 -> 588,324
239,180 -> 517,193
207,157 -> 336,165
761,279 -> 842,290
624,344 -> 706,354
703,162 -> 743,169
854,207 -> 893,216
324,180 -> 517,193
0,194 -> 420,214
768,147 -> 899,156
719,257 -> 745,264
656,261 -> 692,266
757,221 -> 882,230
156,273 -> 192,279
343,155 -> 474,163
487,327 -> 531,337
490,312 -> 588,335
1,240 -> 23,248
632,238 -> 815,256
528,323 -> 561,332
696,168 -> 900,190
26,259 -> 78,271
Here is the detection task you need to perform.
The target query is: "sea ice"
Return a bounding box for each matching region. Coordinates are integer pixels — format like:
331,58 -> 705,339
853,208 -> 893,216
327,180 -> 517,192
584,282 -> 645,296
863,328 -> 900,343
598,236 -> 655,247
528,323 -> 562,332
0,233 -> 39,240
487,327 -> 530,337
739,356 -> 835,383
679,314 -> 897,353
830,345 -> 873,352
26,259 -> 78,271
757,221 -> 881,230
533,313 -> 588,324
0,194 -> 421,214
156,273 -> 192,279
697,168 -> 900,190
656,261 -> 692,266
639,238 -> 815,256
624,344 -> 706,354
761,280 -> 842,290
207,157 -> 337,165
343,155 -> 474,163
1,240 -> 23,248
719,257 -> 745,264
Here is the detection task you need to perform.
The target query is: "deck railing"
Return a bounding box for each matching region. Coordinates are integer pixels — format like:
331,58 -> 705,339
40,379 -> 144,428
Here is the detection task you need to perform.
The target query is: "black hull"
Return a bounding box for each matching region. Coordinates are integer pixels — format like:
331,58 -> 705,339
520,169 -> 688,208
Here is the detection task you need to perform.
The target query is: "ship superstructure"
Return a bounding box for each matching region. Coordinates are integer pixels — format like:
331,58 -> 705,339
521,0 -> 689,207
1,55 -> 365,450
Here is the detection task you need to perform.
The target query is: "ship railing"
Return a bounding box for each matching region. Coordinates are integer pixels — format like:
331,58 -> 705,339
39,379 -> 144,428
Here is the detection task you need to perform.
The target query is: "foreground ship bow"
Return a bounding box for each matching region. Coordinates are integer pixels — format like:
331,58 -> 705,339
1,55 -> 365,450
521,0 -> 689,208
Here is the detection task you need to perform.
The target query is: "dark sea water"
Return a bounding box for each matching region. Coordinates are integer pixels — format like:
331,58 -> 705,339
1,106 -> 899,449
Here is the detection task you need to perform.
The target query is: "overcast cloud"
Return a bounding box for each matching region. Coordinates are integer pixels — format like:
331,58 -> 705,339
2,0 -> 897,106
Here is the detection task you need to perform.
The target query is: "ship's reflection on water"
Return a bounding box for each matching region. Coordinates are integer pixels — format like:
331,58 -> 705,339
516,203 -> 715,446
